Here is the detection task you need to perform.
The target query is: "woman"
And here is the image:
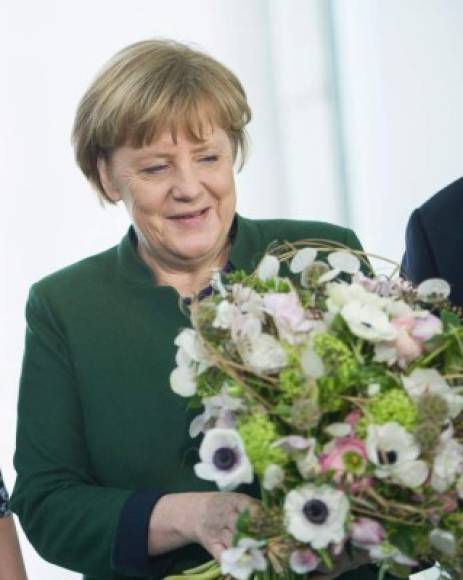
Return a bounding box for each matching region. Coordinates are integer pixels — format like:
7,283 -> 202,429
0,469 -> 27,580
11,40 -> 376,580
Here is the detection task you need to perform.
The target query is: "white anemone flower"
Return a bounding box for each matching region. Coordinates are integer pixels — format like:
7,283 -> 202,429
326,282 -> 385,313
256,254 -> 280,281
328,251 -> 361,275
263,464 -> 285,491
341,301 -> 397,342
284,484 -> 349,549
417,278 -> 451,301
238,333 -> 287,374
402,368 -> 463,420
366,422 -> 429,488
221,538 -> 267,580
194,428 -> 253,491
290,248 -> 317,273
430,433 -> 463,493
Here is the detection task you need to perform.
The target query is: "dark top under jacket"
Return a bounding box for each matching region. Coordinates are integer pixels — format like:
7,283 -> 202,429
12,214 -> 382,580
0,469 -> 11,518
402,177 -> 463,308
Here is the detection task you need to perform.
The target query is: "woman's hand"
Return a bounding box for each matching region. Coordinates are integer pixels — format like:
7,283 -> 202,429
148,491 -> 256,560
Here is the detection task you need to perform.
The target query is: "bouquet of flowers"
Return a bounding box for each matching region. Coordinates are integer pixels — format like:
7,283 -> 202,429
169,241 -> 463,580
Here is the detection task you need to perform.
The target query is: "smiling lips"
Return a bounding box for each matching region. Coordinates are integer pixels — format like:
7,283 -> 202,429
168,207 -> 210,225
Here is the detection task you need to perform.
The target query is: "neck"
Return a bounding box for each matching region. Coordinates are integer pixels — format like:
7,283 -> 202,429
138,243 -> 230,298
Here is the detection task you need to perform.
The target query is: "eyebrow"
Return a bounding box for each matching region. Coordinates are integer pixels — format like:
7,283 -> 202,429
135,141 -> 223,161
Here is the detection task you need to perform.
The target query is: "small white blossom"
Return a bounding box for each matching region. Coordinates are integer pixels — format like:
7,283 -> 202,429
367,383 -> 381,397
429,529 -> 456,557
221,538 -> 267,580
256,254 -> 280,281
300,344 -> 325,379
169,363 -> 197,397
290,248 -> 317,273
373,343 -> 397,366
210,270 -> 228,297
188,387 -> 245,437
341,301 -> 397,342
324,422 -> 352,438
366,423 -> 429,488
328,251 -> 361,275
284,484 -> 349,549
238,333 -> 287,374
456,475 -> 463,499
430,434 -> 463,493
417,278 -> 451,301
174,328 -> 208,365
318,268 -> 341,284
194,429 -> 253,491
213,300 -> 236,329
368,543 -> 418,567
263,464 -> 285,491
402,368 -> 463,420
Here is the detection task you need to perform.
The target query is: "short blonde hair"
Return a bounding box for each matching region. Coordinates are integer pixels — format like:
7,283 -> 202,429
72,39 -> 252,202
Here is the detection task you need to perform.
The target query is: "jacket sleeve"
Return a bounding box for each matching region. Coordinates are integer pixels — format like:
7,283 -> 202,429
10,284 -> 174,578
401,209 -> 438,284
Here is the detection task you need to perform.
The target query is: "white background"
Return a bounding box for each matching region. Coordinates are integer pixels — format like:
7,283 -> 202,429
1,1 -> 462,578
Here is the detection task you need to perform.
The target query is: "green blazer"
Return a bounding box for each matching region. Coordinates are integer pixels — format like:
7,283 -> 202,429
12,215 -> 380,580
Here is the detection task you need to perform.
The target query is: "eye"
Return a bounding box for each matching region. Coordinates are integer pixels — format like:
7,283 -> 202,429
199,155 -> 219,163
142,164 -> 169,175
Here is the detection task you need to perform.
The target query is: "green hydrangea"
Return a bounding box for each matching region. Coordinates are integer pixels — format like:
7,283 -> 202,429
238,413 -> 287,476
313,334 -> 357,410
278,344 -> 306,403
313,334 -> 357,383
359,389 -> 417,435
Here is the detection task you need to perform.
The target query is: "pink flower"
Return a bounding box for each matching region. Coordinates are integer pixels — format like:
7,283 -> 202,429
412,313 -> 443,342
391,316 -> 423,365
351,518 -> 385,547
345,410 -> 363,429
319,437 -> 367,483
289,549 -> 320,574
263,292 -> 314,343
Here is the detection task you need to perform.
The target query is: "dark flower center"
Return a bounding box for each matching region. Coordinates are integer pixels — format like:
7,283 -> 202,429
378,449 -> 398,465
303,499 -> 329,525
212,447 -> 237,471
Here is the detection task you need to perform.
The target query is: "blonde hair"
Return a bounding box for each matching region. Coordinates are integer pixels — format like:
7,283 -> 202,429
72,39 -> 252,202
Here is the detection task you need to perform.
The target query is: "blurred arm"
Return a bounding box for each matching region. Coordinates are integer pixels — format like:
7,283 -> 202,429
0,515 -> 27,580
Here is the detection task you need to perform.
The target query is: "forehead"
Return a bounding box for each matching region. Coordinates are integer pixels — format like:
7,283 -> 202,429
120,125 -> 231,161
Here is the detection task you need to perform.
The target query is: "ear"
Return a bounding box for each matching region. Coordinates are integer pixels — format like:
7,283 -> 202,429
97,157 -> 122,203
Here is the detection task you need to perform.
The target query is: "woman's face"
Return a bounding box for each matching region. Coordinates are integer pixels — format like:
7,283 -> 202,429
98,124 -> 237,271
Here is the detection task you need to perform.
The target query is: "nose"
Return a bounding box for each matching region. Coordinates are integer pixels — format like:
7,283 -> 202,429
171,163 -> 203,201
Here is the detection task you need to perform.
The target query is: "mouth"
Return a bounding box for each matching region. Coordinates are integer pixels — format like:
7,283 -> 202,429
167,207 -> 210,224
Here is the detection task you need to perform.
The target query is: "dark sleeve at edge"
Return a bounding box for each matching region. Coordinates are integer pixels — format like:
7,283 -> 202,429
112,490 -> 175,578
401,208 -> 438,283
